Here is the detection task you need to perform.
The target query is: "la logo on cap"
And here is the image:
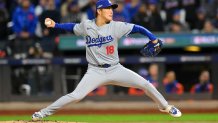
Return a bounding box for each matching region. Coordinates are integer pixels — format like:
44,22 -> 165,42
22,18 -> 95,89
98,5 -> 103,8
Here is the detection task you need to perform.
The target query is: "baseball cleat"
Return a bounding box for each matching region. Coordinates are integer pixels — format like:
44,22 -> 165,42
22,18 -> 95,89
160,105 -> 182,117
32,111 -> 44,121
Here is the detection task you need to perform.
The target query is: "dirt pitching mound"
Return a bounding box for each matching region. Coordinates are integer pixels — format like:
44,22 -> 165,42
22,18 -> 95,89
0,121 -> 84,123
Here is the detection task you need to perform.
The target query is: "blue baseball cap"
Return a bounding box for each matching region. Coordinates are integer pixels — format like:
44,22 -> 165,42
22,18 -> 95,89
96,0 -> 118,9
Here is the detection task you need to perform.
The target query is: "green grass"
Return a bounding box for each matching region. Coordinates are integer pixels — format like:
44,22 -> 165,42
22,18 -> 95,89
0,114 -> 218,122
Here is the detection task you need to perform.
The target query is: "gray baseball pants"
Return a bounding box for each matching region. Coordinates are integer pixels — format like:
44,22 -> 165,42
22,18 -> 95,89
40,63 -> 168,116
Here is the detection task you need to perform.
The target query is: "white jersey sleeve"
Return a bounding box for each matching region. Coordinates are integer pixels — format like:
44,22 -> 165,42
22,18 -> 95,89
73,20 -> 87,36
113,21 -> 134,39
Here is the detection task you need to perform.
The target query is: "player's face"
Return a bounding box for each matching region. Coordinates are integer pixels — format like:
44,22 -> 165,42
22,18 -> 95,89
100,7 -> 113,21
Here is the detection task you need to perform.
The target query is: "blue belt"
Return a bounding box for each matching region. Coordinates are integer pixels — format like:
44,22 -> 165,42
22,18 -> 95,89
98,64 -> 111,68
90,63 -> 118,68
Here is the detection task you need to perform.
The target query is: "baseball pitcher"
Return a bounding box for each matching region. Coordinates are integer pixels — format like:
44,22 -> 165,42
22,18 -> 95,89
32,0 -> 181,121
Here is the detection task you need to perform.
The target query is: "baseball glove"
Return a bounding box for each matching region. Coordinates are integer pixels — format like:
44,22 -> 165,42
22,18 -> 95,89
140,39 -> 163,57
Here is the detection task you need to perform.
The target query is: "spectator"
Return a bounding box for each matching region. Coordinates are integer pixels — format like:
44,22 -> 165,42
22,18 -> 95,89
202,20 -> 218,33
35,0 -> 47,17
60,0 -> 73,18
12,0 -> 37,58
61,1 -> 82,23
13,0 -> 37,35
203,0 -> 218,19
35,0 -> 47,38
181,0 -> 200,30
113,0 -> 130,22
146,64 -> 159,88
163,71 -> 184,94
132,2 -> 164,32
28,42 -> 44,58
124,0 -> 141,21
81,0 -> 96,20
193,7 -> 207,32
161,0 -> 180,24
168,21 -> 183,33
172,10 -> 189,30
167,10 -> 189,33
132,3 -> 150,28
145,0 -> 164,32
133,0 -> 164,32
191,70 -> 213,94
39,0 -> 60,56
0,0 -> 9,41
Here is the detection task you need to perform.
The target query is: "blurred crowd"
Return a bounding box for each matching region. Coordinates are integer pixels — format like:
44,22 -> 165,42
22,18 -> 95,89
0,0 -> 218,59
127,64 -> 213,96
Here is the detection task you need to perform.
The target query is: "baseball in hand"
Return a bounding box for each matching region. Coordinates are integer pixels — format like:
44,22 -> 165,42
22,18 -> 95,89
45,20 -> 52,25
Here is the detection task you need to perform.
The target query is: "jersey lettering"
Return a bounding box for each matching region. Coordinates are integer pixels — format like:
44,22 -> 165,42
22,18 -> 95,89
86,35 -> 114,47
73,20 -> 134,65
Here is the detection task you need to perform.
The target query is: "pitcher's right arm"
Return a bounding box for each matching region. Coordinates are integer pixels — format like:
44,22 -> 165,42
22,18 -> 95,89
45,18 -> 86,36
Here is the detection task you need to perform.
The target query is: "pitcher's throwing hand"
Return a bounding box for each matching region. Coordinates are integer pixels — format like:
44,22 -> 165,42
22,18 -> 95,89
44,18 -> 55,28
